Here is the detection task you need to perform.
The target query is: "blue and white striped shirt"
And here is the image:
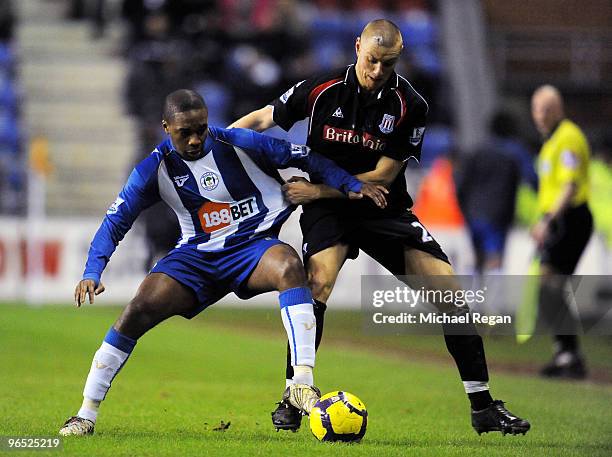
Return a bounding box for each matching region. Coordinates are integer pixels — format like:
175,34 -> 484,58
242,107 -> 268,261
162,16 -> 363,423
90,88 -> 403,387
83,127 -> 362,285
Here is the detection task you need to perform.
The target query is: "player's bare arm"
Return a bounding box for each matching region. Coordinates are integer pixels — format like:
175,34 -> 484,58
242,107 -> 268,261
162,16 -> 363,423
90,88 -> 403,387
282,176 -> 387,208
354,155 -> 404,188
228,105 -> 276,132
74,279 -> 105,307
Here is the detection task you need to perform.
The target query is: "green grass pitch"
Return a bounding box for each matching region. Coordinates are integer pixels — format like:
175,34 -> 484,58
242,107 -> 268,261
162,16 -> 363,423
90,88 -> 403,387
1,304 -> 611,457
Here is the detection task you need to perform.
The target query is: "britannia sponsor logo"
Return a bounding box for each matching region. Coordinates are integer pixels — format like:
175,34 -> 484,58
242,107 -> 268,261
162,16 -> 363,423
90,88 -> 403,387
322,125 -> 386,152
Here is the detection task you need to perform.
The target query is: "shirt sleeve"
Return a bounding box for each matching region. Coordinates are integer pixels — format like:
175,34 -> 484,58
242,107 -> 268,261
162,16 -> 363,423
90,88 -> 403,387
220,127 -> 362,194
82,154 -> 161,286
556,144 -> 584,184
384,95 -> 428,163
269,76 -> 322,131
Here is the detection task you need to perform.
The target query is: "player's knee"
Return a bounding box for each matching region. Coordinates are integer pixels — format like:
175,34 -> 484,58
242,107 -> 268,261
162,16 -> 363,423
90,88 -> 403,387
277,254 -> 307,289
115,296 -> 159,338
307,268 -> 335,302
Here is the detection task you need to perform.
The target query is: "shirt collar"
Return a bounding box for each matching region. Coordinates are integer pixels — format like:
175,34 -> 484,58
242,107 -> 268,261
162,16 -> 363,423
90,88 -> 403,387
344,64 -> 399,99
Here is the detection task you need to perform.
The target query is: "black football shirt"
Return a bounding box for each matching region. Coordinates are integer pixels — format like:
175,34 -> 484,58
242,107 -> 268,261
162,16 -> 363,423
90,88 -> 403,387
270,64 -> 428,215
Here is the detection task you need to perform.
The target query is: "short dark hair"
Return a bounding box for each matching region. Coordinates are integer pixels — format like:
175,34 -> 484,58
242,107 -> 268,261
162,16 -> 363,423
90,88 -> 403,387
163,89 -> 207,122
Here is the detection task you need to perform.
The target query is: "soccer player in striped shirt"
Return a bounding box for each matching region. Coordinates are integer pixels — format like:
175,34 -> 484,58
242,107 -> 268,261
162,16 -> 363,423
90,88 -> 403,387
59,89 -> 387,436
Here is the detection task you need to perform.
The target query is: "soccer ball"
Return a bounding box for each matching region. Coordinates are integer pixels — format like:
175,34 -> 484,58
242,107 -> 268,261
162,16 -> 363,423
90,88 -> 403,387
309,391 -> 368,442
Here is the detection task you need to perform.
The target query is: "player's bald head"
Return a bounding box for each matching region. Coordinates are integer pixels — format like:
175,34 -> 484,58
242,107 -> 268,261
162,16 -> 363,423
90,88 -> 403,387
360,19 -> 403,49
532,85 -> 564,112
163,89 -> 207,122
531,85 -> 565,135
355,20 -> 403,92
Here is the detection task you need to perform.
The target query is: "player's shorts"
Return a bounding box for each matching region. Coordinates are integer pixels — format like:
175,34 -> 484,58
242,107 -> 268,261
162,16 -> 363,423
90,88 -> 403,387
540,203 -> 593,275
299,201 -> 449,275
150,236 -> 285,318
467,219 -> 508,256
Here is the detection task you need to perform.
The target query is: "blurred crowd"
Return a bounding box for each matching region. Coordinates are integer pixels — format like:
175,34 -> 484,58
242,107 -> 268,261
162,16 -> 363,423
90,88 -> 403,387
112,0 -> 445,266
1,0 -> 610,272
0,0 -> 22,214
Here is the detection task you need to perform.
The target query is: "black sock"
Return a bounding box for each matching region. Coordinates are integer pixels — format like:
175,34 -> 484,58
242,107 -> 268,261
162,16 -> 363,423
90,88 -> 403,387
555,334 -> 578,353
469,390 -> 493,411
285,299 -> 327,380
442,320 -> 492,411
443,321 -> 490,382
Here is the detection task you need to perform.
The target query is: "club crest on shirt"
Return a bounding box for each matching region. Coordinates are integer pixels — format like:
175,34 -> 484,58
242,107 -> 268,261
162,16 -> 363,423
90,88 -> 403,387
379,113 -> 395,134
200,172 -> 220,191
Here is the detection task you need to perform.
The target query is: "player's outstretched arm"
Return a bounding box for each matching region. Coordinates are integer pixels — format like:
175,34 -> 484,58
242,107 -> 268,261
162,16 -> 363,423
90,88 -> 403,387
282,177 -> 387,208
74,279 -> 105,307
228,106 -> 276,132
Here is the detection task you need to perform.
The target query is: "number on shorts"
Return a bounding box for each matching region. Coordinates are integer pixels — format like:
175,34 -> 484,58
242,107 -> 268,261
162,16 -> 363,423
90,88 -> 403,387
411,221 -> 433,243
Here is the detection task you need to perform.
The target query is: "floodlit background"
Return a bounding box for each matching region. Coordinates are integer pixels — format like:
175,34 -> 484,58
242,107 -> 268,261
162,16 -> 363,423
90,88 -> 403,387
0,0 -> 610,305
0,2 -> 611,455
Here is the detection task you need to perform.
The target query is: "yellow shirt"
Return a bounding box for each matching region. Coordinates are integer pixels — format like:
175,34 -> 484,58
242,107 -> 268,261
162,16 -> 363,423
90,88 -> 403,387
537,119 -> 590,214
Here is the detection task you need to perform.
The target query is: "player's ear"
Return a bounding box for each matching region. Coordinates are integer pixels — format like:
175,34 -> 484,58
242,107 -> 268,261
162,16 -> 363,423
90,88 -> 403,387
162,120 -> 169,134
355,36 -> 361,57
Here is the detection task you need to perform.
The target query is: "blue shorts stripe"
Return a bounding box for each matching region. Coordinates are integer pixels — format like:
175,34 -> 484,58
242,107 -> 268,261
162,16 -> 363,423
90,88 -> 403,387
279,287 -> 313,309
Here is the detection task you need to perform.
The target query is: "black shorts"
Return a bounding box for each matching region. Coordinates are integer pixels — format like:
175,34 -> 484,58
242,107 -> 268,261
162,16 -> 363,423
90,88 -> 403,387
540,204 -> 593,275
299,201 -> 450,275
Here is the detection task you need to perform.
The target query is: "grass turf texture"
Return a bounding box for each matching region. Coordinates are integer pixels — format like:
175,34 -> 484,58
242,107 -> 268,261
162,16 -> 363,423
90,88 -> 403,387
0,304 -> 610,457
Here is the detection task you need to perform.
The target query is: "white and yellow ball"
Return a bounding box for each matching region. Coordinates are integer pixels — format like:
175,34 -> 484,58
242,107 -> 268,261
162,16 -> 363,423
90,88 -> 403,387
309,391 -> 367,442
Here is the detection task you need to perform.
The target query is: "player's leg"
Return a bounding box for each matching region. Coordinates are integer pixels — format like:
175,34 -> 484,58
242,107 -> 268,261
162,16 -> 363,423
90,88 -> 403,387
245,243 -> 321,418
538,204 -> 592,379
267,203 -> 353,430
284,244 -> 350,381
60,273 -> 199,436
358,213 -> 529,435
270,245 -> 349,430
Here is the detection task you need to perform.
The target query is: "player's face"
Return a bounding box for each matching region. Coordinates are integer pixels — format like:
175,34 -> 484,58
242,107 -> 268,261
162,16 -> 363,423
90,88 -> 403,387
355,37 -> 402,93
531,96 -> 556,136
163,109 -> 209,160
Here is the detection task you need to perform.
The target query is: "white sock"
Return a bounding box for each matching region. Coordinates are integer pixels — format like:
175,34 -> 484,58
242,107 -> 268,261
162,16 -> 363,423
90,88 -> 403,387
293,365 -> 314,386
281,302 -> 316,368
79,342 -> 131,422
285,378 -> 295,388
77,398 -> 100,423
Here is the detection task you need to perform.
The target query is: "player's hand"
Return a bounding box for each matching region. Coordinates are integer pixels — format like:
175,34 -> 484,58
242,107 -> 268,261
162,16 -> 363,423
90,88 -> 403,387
282,176 -> 321,205
74,279 -> 105,307
348,183 -> 388,209
530,219 -> 550,248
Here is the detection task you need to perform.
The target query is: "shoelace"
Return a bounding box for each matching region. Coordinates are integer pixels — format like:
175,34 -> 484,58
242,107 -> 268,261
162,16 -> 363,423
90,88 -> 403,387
491,401 -> 518,421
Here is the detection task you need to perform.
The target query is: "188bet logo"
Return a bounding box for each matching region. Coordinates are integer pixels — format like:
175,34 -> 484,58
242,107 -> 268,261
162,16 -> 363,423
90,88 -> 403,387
198,197 -> 257,233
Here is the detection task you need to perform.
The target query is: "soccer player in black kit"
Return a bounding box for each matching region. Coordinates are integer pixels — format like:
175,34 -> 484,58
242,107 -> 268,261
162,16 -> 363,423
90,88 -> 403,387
231,19 -> 530,436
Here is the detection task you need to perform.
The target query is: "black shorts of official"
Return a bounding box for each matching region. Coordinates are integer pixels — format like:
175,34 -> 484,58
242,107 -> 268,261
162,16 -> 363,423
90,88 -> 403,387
299,201 -> 450,275
540,203 -> 593,275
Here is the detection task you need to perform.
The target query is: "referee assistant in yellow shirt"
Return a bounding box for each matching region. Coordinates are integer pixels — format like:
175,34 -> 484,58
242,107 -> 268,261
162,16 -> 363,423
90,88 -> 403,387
530,85 -> 593,379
